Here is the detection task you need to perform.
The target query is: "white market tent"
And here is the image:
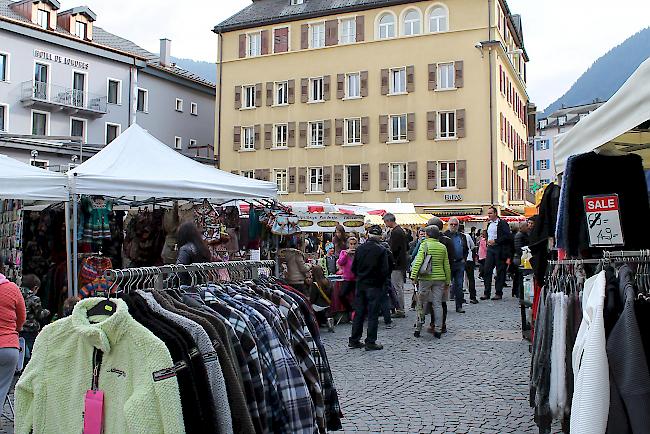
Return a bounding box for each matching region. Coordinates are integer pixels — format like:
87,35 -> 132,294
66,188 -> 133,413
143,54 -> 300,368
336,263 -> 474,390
68,124 -> 277,200
0,154 -> 68,201
554,57 -> 650,174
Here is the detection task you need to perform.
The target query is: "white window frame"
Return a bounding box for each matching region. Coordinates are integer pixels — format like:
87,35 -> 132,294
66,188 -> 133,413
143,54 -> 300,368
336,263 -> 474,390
174,136 -> 182,150
70,69 -> 88,108
345,117 -> 362,145
69,117 -> 87,143
308,167 -> 323,193
242,85 -> 256,109
290,0 -> 303,5
190,102 -> 198,115
401,8 -> 422,36
389,162 -> 408,191
0,51 -> 10,82
309,22 -> 326,49
189,139 -> 197,148
437,62 -> 455,90
308,121 -> 324,148
30,109 -> 49,136
538,119 -> 547,129
558,116 -> 566,126
389,114 -> 408,142
175,98 -> 183,112
75,20 -> 87,39
539,160 -> 549,170
309,77 -> 324,102
273,123 -> 288,148
345,72 -> 361,99
274,169 -> 289,194
242,126 -> 255,150
242,170 -> 255,179
344,164 -> 362,192
33,61 -> 50,101
339,17 -> 356,44
36,9 -> 49,29
246,32 -> 261,57
389,67 -> 407,95
428,4 -> 449,33
438,110 -> 456,139
30,159 -> 49,170
272,26 -> 290,53
0,103 -> 8,132
136,87 -> 149,113
105,122 -> 121,145
377,12 -> 396,39
275,81 -> 289,106
438,161 -> 457,189
106,78 -> 122,105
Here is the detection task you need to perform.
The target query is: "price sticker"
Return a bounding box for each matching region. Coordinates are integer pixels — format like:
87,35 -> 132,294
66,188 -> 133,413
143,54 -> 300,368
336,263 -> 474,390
583,194 -> 624,247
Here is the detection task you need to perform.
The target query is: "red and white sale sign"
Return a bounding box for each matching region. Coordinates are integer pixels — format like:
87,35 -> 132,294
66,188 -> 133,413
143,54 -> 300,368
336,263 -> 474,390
583,194 -> 624,247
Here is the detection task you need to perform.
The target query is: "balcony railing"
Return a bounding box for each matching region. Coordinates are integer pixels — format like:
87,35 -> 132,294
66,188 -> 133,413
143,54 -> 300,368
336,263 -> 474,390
21,80 -> 107,116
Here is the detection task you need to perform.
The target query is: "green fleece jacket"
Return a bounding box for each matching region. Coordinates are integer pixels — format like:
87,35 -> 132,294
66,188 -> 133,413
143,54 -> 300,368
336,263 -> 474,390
410,238 -> 451,283
15,298 -> 185,434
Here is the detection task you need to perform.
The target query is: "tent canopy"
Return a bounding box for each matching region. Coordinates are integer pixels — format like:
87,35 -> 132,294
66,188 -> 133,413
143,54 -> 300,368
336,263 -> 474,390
554,58 -> 650,174
68,124 -> 277,201
0,154 -> 68,201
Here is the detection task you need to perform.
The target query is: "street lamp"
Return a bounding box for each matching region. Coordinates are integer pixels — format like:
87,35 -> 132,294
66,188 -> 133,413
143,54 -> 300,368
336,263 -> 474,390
30,149 -> 38,167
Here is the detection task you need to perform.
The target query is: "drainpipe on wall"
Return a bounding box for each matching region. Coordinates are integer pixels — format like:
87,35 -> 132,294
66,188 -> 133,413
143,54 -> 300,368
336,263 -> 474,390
130,66 -> 138,126
487,0 -> 495,206
216,30 -> 224,169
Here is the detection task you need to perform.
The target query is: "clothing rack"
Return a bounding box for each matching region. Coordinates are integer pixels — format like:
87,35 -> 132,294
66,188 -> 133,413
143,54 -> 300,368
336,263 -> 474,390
548,250 -> 650,265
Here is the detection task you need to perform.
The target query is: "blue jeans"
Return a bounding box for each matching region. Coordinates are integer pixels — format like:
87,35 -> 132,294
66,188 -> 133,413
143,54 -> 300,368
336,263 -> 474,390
451,261 -> 465,310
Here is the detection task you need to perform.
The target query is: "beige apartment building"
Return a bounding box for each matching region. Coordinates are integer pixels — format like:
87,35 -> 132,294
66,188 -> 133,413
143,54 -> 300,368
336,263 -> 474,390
213,0 -> 532,215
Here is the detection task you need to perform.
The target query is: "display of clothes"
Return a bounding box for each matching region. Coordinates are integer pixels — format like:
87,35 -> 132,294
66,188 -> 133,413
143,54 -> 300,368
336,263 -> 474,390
16,268 -> 343,434
79,196 -> 113,252
123,209 -> 165,267
530,259 -> 650,434
162,201 -> 181,264
0,199 -> 24,283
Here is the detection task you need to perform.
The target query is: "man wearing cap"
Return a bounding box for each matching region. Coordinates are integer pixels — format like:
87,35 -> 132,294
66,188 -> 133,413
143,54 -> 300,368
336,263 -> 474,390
382,213 -> 408,318
349,225 -> 391,351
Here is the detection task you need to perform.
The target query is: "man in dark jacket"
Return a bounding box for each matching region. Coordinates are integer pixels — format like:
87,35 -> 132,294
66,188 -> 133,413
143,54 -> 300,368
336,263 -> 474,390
480,206 -> 513,301
349,225 -> 390,351
383,213 -> 408,317
428,217 -> 454,332
512,221 -> 530,298
444,217 -> 469,313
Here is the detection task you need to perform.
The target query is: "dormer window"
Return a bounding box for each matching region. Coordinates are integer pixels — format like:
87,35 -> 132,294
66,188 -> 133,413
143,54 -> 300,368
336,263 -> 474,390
75,21 -> 87,39
290,0 -> 304,4
37,9 -> 50,29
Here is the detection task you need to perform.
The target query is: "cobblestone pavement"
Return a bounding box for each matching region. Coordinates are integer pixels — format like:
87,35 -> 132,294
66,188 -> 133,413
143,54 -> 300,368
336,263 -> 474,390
321,279 -> 539,434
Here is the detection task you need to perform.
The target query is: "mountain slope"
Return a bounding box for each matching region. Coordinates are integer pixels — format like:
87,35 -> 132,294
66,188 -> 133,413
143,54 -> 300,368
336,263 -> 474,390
170,56 -> 216,84
543,27 -> 650,116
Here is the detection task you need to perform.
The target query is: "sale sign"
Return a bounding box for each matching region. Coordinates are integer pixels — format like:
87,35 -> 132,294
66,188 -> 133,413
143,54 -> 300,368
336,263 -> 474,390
583,194 -> 624,247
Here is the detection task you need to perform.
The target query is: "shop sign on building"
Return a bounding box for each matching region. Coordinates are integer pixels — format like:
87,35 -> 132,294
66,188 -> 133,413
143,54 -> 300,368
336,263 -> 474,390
444,194 -> 463,202
33,49 -> 90,70
584,194 -> 624,247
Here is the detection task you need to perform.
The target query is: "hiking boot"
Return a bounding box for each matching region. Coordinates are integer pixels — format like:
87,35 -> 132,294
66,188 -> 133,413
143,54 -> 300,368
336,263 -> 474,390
470,299 -> 479,304
456,308 -> 466,313
365,343 -> 384,351
491,295 -> 503,301
414,330 -> 421,338
480,295 -> 490,300
348,340 -> 364,349
391,310 -> 406,318
433,332 -> 442,339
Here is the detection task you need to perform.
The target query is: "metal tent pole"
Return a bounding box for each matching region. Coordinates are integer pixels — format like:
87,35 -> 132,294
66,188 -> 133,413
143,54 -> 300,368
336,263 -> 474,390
72,174 -> 79,297
64,198 -> 73,298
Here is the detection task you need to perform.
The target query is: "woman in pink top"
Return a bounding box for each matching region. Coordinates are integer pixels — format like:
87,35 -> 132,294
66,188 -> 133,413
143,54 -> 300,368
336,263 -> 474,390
336,237 -> 358,313
477,230 -> 488,280
0,271 -> 26,408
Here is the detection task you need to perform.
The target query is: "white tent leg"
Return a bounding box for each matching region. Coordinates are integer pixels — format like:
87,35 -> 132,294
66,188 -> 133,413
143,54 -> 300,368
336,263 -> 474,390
72,194 -> 79,297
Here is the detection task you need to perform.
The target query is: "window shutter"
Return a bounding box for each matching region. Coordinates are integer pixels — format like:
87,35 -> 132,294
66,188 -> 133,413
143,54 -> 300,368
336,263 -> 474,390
379,163 -> 389,191
380,69 -> 389,95
457,160 -> 467,189
323,119 -> 332,146
254,125 -> 261,150
428,63 -> 437,91
335,119 -> 344,145
427,161 -> 438,190
234,85 -> 241,110
408,161 -> 417,190
323,75 -> 331,101
301,24 -> 309,49
266,82 -> 273,106
407,113 -> 416,141
288,79 -> 296,104
260,30 -> 270,55
356,16 -> 365,42
264,169 -> 271,182
233,126 -> 241,151
254,169 -> 263,180
326,20 -> 338,46
239,34 -> 246,58
361,164 -> 370,191
334,165 -> 343,192
427,111 -> 436,140
255,83 -> 262,107
379,115 -> 388,143
361,116 -> 369,144
323,166 -> 332,192
298,167 -> 307,193
454,60 -> 464,88
288,122 -> 296,147
406,65 -> 415,93
456,109 -> 466,138
299,122 -> 307,147
360,71 -> 369,97
274,27 -> 289,53
301,78 -> 309,103
337,74 -> 345,99
264,124 -> 272,149
288,167 -> 297,192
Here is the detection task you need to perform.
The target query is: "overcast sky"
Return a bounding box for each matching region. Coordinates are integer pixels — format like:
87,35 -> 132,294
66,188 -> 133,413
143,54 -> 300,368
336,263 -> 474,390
81,0 -> 650,110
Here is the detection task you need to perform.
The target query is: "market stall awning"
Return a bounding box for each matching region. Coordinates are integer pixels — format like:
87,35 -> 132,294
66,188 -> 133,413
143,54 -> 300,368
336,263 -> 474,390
365,213 -> 433,227
554,57 -> 650,174
0,154 -> 68,201
68,124 -> 277,201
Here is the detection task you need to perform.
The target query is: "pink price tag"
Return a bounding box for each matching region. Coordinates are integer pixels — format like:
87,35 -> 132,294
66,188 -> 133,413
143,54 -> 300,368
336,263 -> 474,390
83,389 -> 104,434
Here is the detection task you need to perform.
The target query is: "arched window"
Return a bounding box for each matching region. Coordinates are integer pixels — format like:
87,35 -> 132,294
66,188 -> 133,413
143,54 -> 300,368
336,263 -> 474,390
429,6 -> 448,32
403,9 -> 421,36
378,13 -> 396,39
